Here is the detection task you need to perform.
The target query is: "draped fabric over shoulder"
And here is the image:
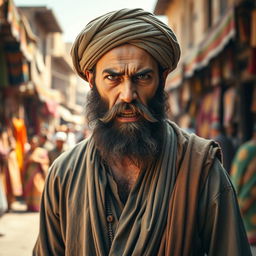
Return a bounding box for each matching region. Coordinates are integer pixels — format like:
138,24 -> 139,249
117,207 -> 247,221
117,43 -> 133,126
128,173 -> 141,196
33,121 -> 251,255
70,8 -> 181,81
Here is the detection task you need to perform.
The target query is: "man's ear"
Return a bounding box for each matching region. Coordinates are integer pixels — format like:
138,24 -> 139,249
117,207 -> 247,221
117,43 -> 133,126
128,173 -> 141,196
85,70 -> 94,88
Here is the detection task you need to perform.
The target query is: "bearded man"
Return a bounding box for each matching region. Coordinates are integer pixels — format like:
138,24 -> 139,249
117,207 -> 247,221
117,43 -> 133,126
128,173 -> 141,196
33,8 -> 251,256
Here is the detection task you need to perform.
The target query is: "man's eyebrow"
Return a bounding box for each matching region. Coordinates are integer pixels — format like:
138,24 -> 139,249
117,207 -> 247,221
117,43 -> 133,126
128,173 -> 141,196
134,68 -> 154,76
102,68 -> 154,76
102,69 -> 123,76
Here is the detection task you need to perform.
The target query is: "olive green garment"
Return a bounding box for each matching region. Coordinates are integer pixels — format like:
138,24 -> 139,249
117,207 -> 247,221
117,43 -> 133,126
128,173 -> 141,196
33,121 -> 251,256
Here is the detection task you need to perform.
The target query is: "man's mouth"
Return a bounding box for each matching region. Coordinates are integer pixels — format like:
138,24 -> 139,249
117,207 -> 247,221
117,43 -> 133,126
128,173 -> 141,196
117,111 -> 139,122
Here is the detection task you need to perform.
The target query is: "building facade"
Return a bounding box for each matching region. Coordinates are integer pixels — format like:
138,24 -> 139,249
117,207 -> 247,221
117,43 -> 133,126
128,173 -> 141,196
154,0 -> 256,143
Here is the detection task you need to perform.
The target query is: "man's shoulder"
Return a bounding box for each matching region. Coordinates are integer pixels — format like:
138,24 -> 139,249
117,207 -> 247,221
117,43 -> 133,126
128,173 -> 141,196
48,138 -> 90,179
167,120 -> 222,168
168,121 -> 219,154
49,147 -> 58,154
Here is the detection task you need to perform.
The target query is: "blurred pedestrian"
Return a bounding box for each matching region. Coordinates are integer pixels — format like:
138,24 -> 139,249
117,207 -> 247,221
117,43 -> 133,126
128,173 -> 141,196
231,124 -> 256,255
38,132 -> 53,152
48,132 -> 67,165
23,136 -> 49,212
0,125 -> 22,210
211,122 -> 236,173
34,8 -> 251,255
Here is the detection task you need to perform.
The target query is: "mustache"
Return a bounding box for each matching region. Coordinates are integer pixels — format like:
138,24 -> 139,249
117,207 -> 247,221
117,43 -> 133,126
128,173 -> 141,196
99,101 -> 158,123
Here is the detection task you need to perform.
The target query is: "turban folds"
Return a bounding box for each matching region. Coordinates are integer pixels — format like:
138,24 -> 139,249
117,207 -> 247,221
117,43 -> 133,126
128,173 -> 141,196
71,8 -> 181,81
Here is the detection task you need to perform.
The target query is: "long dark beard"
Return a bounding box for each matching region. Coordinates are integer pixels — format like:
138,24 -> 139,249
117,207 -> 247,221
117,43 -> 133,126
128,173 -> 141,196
86,82 -> 168,167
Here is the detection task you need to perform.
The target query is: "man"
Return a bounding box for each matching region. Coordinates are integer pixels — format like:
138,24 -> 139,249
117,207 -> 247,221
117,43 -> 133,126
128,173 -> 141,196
38,132 -> 54,152
48,131 -> 67,165
231,125 -> 256,255
33,8 -> 251,255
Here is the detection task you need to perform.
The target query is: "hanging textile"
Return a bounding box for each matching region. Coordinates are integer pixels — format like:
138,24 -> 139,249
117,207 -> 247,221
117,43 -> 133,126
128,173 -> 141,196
12,117 -> 27,173
5,42 -> 29,86
184,8 -> 235,78
196,87 -> 221,138
224,87 -> 236,127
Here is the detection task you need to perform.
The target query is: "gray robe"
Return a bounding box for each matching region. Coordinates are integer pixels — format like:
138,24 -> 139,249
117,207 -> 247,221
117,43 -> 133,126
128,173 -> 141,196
33,121 -> 251,255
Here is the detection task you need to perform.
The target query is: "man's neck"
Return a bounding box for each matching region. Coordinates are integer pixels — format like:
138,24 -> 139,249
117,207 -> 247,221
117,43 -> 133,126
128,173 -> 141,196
109,158 -> 141,204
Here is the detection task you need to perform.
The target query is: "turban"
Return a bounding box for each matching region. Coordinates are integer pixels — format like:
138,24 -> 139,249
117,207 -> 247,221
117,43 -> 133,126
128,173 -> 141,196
71,8 -> 181,81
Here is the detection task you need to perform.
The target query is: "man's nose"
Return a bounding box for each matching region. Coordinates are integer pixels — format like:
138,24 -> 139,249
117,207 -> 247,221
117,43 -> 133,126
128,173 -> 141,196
120,80 -> 137,103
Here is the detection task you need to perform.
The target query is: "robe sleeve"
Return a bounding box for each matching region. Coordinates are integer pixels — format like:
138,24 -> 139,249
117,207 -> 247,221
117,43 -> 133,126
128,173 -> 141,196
33,165 -> 65,256
198,159 -> 252,256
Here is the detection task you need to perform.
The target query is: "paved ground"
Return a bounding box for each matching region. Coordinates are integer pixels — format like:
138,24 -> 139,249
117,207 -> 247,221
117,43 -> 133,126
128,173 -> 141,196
0,201 -> 39,256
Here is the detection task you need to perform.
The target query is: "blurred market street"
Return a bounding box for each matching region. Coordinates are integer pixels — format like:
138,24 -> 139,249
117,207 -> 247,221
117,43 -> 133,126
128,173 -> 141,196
0,0 -> 256,255
0,201 -> 39,256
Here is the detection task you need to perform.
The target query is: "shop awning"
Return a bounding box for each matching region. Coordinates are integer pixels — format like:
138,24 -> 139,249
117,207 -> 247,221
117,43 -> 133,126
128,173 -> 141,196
184,8 -> 235,78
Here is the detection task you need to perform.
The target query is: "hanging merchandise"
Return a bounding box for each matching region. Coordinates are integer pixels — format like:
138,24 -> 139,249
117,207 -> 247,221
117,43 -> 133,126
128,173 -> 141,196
180,81 -> 191,110
250,9 -> 256,47
5,43 -> 29,86
196,87 -> 221,138
223,49 -> 234,81
193,77 -> 203,95
223,87 -> 236,127
210,59 -> 221,87
12,116 -> 28,174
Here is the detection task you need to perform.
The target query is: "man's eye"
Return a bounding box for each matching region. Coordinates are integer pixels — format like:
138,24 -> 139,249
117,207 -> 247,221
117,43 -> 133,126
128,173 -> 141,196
106,75 -> 119,81
135,74 -> 151,81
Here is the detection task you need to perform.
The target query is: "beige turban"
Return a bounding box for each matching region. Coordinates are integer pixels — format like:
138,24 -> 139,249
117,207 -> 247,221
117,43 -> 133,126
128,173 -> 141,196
71,8 -> 181,81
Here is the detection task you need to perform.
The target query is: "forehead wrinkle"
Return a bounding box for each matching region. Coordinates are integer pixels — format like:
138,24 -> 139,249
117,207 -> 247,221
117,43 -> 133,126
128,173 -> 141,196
96,44 -> 159,78
123,63 -> 140,76
106,63 -> 152,77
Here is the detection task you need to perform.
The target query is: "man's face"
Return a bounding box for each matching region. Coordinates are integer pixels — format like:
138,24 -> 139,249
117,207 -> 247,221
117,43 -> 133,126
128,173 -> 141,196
86,44 -> 160,123
85,44 -> 168,166
56,140 -> 64,150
